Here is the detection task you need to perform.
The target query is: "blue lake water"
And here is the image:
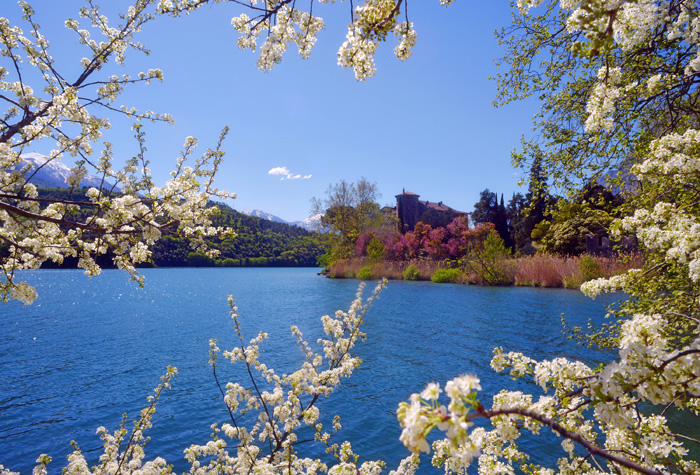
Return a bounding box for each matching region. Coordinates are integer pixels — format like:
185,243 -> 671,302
0,268 -> 620,474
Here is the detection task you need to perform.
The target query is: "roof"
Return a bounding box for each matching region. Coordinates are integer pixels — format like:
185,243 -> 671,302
423,200 -> 465,215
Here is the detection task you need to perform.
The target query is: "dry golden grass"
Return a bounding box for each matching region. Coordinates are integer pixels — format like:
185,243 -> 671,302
325,253 -> 645,288
326,258 -> 442,281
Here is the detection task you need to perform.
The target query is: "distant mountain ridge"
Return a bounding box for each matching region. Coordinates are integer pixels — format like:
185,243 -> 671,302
240,209 -> 288,224
19,152 -> 118,190
240,209 -> 323,231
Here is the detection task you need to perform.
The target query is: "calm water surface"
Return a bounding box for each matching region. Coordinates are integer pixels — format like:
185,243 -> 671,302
0,268 -> 619,474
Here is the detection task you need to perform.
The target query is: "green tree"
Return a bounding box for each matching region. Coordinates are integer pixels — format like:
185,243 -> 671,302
462,230 -> 513,286
531,201 -> 612,255
506,192 -> 530,253
493,193 -> 511,249
471,189 -> 498,225
520,152 -> 553,248
311,178 -> 383,261
531,181 -> 626,256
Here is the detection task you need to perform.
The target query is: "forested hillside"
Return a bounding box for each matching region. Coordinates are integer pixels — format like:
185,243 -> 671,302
154,201 -> 324,267
25,188 -> 324,268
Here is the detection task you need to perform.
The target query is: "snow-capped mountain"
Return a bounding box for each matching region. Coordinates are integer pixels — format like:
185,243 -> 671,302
240,209 -> 323,231
19,152 -> 118,189
291,214 -> 323,231
240,209 -> 289,224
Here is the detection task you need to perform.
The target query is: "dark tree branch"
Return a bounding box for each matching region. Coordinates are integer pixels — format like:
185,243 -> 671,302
476,406 -> 664,475
658,349 -> 700,372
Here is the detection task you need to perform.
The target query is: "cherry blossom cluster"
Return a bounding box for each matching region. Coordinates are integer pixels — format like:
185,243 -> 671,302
229,5 -> 325,72
1,1 -> 234,304
183,281 -> 388,474
397,375 -> 482,464
158,1 -> 454,81
43,367 -> 178,475
515,1 -> 700,135
396,318 -> 700,474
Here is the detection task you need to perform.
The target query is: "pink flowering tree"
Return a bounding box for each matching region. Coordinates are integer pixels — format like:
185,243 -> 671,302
401,222 -> 433,260
443,215 -> 470,259
424,226 -> 448,260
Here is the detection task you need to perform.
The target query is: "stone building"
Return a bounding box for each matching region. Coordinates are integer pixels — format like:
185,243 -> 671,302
395,190 -> 466,233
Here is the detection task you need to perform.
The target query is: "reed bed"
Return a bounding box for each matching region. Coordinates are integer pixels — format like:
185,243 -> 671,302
514,253 -> 644,288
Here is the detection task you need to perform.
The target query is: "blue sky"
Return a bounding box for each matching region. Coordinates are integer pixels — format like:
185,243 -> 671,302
9,1 -> 540,222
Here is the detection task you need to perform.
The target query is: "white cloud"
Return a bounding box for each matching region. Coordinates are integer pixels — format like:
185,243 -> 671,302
269,166 -> 290,176
268,166 -> 312,180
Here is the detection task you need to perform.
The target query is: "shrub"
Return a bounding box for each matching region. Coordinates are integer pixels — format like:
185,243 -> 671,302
563,254 -> 603,289
431,268 -> 462,283
463,232 -> 514,286
578,254 -> 601,282
356,265 -> 375,280
403,264 -> 420,281
367,238 -> 385,262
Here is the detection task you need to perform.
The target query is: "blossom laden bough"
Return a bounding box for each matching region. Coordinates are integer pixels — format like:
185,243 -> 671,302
159,1 -> 453,81
0,1 -> 236,304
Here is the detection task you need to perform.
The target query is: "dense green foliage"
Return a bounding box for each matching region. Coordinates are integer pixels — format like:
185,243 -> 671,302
462,231 -> 514,285
402,264 -> 420,281
430,268 -> 462,283
355,265 -> 375,280
531,183 -> 625,255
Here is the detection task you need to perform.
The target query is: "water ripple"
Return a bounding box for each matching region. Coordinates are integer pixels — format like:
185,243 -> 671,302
0,269 -> 618,474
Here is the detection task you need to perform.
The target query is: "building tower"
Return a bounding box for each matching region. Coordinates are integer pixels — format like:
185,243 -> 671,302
395,190 -> 422,232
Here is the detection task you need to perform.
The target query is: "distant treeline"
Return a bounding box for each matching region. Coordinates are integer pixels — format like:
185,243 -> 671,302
17,187 -> 325,268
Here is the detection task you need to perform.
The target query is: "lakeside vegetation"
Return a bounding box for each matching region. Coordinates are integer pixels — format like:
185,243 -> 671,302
314,174 -> 636,289
326,252 -> 644,288
154,201 -> 324,267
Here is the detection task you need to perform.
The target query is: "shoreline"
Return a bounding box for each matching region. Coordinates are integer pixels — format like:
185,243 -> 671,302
323,253 -> 643,289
